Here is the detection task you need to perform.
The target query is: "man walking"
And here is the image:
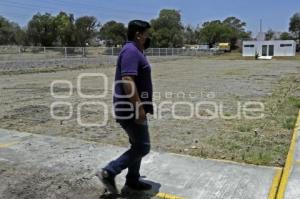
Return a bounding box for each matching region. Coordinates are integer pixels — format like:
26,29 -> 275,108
96,20 -> 153,194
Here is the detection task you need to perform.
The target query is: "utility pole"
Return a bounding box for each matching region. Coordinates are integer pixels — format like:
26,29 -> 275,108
260,19 -> 262,32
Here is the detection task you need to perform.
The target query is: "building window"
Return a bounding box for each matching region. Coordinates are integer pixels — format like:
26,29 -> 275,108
244,44 -> 255,48
280,44 -> 292,47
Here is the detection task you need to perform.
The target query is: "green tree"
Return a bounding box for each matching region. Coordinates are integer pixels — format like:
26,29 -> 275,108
289,13 -> 300,43
265,29 -> 275,40
197,17 -> 250,49
0,16 -> 26,45
150,9 -> 184,47
54,12 -> 76,46
197,20 -> 225,47
27,13 -> 57,46
99,21 -> 126,46
280,32 -> 294,40
222,17 -> 251,48
183,25 -> 197,44
223,17 -> 246,32
75,16 -> 98,46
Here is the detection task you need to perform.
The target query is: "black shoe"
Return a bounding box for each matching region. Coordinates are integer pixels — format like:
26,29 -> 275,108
96,169 -> 118,194
123,180 -> 152,192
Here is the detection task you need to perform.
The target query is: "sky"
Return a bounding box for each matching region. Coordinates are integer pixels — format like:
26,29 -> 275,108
1,0 -> 299,35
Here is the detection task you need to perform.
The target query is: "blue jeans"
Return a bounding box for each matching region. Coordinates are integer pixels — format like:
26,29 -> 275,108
104,119 -> 151,183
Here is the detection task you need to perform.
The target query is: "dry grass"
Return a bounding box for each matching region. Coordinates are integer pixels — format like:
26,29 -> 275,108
0,58 -> 299,167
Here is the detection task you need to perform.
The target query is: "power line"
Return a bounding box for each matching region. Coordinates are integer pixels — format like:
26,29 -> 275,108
38,0 -> 157,16
0,1 -> 56,12
0,1 -> 150,23
1,0 -> 156,19
0,11 -> 31,20
0,0 -> 169,28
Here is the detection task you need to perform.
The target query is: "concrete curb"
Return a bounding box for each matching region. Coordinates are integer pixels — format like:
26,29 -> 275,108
268,168 -> 282,199
277,109 -> 300,199
0,128 -> 290,199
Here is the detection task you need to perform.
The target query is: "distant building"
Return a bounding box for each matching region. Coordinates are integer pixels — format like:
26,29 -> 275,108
256,32 -> 266,41
243,40 -> 296,57
198,44 -> 210,50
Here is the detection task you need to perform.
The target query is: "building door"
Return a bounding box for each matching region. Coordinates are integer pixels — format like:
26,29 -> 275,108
262,45 -> 268,56
268,45 -> 274,56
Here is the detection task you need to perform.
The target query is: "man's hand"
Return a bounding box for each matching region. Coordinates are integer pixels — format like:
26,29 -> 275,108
135,105 -> 146,124
122,75 -> 146,124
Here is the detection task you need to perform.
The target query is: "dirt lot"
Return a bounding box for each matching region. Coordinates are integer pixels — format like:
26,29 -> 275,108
0,57 -> 299,167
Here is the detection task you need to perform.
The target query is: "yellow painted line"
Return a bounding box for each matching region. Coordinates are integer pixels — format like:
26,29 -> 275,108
156,192 -> 186,199
268,168 -> 282,199
276,109 -> 300,199
0,141 -> 19,148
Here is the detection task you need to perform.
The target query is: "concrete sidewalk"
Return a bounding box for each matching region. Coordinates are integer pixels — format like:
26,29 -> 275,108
0,128 -> 282,199
277,110 -> 300,199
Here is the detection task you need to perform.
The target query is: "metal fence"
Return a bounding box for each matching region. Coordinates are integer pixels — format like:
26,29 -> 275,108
0,46 -> 223,61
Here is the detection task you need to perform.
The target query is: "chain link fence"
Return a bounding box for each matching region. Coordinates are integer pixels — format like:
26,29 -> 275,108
0,46 -> 223,61
0,46 -> 224,70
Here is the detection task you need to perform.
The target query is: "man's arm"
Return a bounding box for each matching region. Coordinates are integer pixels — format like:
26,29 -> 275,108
122,76 -> 146,123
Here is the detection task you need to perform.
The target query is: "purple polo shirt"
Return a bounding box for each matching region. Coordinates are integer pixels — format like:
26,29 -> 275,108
113,41 -> 153,122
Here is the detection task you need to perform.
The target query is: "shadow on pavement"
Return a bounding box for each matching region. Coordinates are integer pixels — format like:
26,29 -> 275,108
100,179 -> 161,199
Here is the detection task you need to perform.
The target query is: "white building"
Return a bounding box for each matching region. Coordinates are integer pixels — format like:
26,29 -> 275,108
242,40 -> 296,57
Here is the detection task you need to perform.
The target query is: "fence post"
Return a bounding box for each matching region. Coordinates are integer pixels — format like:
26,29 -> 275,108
64,47 -> 67,58
18,46 -> 21,54
159,48 -> 160,57
44,47 -> 46,54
